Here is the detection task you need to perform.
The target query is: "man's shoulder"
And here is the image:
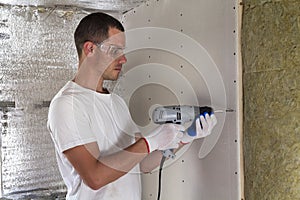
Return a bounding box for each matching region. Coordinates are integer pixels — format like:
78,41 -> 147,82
50,81 -> 91,105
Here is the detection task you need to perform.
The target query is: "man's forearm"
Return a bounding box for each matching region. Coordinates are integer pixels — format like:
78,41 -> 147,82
98,138 -> 148,173
64,138 -> 149,190
140,150 -> 163,173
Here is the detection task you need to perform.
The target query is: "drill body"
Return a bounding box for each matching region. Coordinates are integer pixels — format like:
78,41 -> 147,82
152,105 -> 213,136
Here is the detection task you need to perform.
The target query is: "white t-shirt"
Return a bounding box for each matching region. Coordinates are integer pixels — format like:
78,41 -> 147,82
47,81 -> 142,200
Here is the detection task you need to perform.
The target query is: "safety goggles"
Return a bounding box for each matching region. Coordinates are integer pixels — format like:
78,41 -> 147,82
95,42 -> 125,58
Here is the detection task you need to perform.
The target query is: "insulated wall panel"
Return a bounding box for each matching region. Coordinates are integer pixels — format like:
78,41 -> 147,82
0,3 -> 139,199
0,5 -> 85,199
242,1 -> 300,199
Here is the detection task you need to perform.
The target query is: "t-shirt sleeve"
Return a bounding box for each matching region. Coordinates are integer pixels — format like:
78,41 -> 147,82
47,96 -> 96,153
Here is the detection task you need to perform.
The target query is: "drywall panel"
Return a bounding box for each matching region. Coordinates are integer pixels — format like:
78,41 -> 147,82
120,0 -> 242,199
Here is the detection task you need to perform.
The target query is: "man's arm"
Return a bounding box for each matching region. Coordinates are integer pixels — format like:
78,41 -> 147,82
64,138 -> 148,190
140,150 -> 163,173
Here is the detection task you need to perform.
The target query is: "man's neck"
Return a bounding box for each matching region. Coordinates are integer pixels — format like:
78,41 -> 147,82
74,66 -> 105,93
73,73 -> 110,94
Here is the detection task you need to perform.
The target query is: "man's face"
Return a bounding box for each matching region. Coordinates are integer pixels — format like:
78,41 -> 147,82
99,28 -> 127,81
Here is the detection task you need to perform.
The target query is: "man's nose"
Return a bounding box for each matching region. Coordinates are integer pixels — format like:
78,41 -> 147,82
118,54 -> 127,64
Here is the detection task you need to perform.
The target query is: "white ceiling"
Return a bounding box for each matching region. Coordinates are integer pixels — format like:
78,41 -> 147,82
0,0 -> 148,12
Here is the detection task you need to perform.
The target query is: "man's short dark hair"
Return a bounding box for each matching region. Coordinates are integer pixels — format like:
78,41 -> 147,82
74,12 -> 124,59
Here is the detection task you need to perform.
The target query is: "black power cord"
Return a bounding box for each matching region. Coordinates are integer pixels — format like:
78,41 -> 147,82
157,155 -> 166,200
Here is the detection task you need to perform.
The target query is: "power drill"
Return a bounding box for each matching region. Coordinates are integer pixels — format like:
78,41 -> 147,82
151,106 -> 214,200
152,105 -> 214,137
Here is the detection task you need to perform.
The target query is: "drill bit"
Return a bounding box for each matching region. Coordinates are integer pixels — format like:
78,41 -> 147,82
214,109 -> 235,113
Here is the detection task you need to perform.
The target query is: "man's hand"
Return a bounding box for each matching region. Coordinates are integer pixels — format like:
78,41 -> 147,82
181,113 -> 217,144
143,124 -> 184,153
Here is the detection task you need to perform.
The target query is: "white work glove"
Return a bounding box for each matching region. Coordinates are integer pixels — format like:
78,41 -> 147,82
143,124 -> 184,153
181,113 -> 217,144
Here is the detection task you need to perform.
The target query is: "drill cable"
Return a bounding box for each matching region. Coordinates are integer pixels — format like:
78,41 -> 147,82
157,155 -> 166,200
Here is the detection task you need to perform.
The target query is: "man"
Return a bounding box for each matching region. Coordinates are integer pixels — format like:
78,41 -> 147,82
47,12 -> 217,200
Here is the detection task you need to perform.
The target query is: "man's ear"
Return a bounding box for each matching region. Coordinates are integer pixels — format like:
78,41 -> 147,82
83,41 -> 94,57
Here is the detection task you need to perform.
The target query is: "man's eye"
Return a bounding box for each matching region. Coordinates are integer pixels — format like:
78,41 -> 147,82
110,48 -> 123,56
112,48 -> 119,54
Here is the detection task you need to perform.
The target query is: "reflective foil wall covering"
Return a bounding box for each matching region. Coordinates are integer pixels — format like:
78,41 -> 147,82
0,5 -> 90,199
0,0 -> 146,12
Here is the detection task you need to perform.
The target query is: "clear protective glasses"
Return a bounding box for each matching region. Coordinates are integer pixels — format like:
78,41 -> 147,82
95,42 -> 125,58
